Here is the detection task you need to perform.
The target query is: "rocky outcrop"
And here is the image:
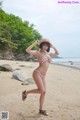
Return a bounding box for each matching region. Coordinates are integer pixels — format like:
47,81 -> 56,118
0,50 -> 14,60
14,53 -> 33,61
0,50 -> 37,61
14,53 -> 37,61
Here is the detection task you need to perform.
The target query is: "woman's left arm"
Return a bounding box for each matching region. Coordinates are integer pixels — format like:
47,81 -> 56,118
49,45 -> 59,57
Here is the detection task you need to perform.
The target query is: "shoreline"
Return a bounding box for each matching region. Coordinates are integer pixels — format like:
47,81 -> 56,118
51,63 -> 80,70
51,58 -> 80,70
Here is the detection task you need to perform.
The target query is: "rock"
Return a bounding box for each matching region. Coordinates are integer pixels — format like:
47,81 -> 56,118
12,71 -> 27,82
3,51 -> 14,60
0,52 -> 3,59
26,78 -> 35,84
0,64 -> 13,71
12,71 -> 35,84
14,53 -> 37,61
19,65 -> 27,67
0,50 -> 15,60
21,81 -> 29,85
26,55 -> 37,62
14,53 -> 30,61
69,61 -> 73,65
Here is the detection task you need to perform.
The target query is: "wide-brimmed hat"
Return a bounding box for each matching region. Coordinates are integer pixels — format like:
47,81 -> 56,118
40,39 -> 52,47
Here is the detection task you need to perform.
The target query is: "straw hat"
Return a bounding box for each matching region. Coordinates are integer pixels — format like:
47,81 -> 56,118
40,39 -> 52,46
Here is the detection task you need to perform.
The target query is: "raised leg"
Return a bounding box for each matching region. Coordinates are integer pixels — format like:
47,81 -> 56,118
22,70 -> 46,111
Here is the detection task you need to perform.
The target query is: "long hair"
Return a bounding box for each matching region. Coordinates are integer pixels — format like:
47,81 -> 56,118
39,42 -> 50,52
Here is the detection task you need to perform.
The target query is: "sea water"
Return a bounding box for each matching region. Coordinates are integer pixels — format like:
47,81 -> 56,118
51,57 -> 80,69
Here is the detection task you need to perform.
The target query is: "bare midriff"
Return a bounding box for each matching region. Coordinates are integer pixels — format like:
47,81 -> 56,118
35,62 -> 50,75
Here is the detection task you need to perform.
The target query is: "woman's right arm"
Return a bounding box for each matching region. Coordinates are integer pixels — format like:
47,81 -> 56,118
26,41 -> 39,56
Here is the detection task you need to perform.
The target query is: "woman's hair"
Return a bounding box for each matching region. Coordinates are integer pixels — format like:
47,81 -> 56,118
39,42 -> 50,52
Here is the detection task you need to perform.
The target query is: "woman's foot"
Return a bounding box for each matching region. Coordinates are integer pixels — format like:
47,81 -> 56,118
39,109 -> 48,116
22,90 -> 27,101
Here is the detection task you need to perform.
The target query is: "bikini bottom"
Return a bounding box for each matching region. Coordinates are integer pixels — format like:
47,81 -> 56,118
33,69 -> 46,80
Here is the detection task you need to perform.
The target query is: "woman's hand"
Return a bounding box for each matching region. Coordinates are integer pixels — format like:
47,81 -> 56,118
35,40 -> 41,45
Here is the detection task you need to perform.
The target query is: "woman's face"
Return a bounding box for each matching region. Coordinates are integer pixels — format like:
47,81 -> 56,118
42,43 -> 48,51
39,42 -> 50,52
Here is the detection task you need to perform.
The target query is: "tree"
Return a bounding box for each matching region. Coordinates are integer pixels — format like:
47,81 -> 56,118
0,23 -> 17,50
0,8 -> 42,53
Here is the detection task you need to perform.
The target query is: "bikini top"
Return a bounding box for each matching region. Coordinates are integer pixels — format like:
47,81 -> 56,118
39,52 -> 51,64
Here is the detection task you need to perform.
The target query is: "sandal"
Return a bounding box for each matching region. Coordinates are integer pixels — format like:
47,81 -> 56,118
39,109 -> 48,116
22,90 -> 27,101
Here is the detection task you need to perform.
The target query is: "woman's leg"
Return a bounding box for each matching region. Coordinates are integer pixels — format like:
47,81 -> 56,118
23,71 -> 45,96
22,71 -> 46,110
25,72 -> 44,94
33,72 -> 46,110
39,78 -> 46,110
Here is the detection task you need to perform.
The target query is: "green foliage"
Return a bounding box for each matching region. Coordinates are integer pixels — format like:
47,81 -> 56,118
0,8 -> 42,53
0,23 -> 17,50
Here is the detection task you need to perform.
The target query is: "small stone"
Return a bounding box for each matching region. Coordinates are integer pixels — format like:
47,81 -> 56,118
21,81 -> 29,85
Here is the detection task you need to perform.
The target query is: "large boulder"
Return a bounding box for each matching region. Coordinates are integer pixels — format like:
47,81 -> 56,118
0,64 -> 13,71
12,71 -> 27,82
12,71 -> 35,84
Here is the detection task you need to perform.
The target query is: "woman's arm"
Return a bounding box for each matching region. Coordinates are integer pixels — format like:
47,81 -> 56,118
49,45 -> 59,57
26,40 -> 39,56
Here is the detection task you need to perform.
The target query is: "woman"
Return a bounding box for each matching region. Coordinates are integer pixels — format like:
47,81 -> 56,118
22,39 -> 59,115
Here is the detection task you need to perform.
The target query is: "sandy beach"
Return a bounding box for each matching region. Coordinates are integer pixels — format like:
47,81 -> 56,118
0,60 -> 80,120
